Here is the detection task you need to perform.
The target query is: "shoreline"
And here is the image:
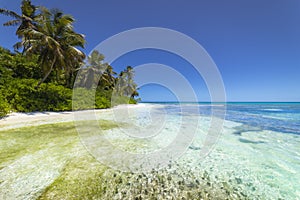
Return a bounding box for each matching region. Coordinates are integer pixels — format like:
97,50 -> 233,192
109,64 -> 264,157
0,103 -> 146,131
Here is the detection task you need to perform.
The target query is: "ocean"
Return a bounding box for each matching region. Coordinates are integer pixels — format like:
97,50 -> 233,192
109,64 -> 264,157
84,102 -> 300,199
160,102 -> 299,199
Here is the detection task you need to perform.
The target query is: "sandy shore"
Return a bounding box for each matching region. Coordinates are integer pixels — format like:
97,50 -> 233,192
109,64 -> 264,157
0,104 -> 147,131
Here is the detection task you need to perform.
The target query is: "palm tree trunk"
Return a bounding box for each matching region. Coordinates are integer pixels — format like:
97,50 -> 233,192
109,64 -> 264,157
35,56 -> 57,89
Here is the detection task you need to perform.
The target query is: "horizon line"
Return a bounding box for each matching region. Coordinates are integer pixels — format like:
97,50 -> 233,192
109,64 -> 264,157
140,101 -> 300,103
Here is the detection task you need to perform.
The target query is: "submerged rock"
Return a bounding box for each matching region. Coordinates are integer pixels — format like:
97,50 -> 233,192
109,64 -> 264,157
238,138 -> 265,144
189,145 -> 201,150
232,125 -> 261,136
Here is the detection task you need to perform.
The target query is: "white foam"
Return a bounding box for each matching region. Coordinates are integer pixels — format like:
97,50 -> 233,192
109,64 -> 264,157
262,109 -> 283,111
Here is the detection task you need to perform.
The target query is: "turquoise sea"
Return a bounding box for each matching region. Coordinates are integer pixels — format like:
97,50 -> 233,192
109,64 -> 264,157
103,102 -> 300,199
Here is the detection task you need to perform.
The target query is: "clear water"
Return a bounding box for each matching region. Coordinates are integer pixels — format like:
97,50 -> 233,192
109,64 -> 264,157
101,102 -> 300,199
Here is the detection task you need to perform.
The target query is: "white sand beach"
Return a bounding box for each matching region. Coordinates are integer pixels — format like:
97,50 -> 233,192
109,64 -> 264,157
0,104 -> 147,131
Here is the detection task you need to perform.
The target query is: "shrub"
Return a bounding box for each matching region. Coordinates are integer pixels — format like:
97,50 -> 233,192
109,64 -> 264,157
72,88 -> 96,110
0,94 -> 11,118
0,47 -> 41,80
1,79 -> 72,112
72,88 -> 112,110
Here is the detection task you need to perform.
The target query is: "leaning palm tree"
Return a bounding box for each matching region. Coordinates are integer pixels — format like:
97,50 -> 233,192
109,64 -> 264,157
21,7 -> 85,88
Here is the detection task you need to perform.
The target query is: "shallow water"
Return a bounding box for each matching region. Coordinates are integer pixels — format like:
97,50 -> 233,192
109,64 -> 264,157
99,103 -> 300,199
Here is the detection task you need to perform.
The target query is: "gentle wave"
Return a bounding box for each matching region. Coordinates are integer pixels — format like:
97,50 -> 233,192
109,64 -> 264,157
262,108 -> 284,111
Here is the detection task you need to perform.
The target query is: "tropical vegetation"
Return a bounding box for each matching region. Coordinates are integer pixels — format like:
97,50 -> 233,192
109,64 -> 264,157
0,0 -> 139,117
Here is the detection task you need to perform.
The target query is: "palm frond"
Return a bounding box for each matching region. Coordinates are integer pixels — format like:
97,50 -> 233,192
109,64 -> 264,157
3,19 -> 21,26
21,0 -> 36,16
59,14 -> 74,26
67,46 -> 85,58
0,8 -> 21,19
13,41 -> 23,50
62,32 -> 85,48
23,28 -> 45,39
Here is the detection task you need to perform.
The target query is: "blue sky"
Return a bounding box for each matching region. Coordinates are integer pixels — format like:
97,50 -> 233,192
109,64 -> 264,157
0,0 -> 300,102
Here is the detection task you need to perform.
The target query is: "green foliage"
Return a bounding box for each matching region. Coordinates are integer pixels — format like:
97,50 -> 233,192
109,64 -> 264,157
115,66 -> 139,98
10,54 -> 41,79
0,47 -> 41,79
72,88 -> 112,110
71,88 -> 94,110
20,7 -> 85,88
111,96 -> 136,107
0,48 -> 139,118
0,2 -> 140,118
0,94 -> 10,117
95,93 -> 111,108
0,47 -> 13,84
1,79 -> 72,112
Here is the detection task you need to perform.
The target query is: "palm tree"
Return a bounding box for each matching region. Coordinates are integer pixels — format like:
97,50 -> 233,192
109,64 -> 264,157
116,66 -> 139,98
101,63 -> 117,90
79,50 -> 116,89
125,66 -> 138,97
115,71 -> 126,96
87,50 -> 105,70
1,2 -> 85,88
78,50 -> 105,89
0,0 -> 39,52
20,7 -> 85,88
